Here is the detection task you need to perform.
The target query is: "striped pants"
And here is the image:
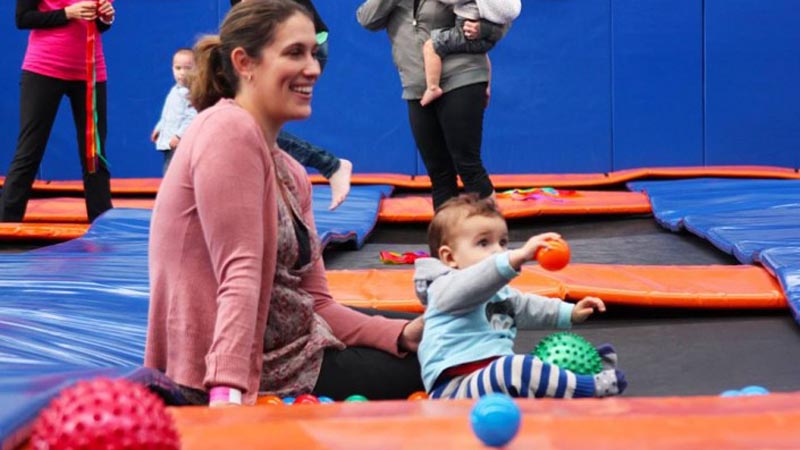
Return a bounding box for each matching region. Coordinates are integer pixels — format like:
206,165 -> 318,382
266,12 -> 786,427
430,354 -> 596,399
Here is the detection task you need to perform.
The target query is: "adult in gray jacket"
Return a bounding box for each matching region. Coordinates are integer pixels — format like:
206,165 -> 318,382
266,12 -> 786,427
357,0 -> 494,210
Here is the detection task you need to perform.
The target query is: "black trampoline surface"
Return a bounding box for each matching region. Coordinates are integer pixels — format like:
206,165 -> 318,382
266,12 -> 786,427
1,215 -> 798,398
325,216 -> 800,397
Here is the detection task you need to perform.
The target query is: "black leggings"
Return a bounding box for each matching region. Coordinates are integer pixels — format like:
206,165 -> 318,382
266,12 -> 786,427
0,70 -> 112,223
408,82 -> 494,210
312,308 -> 424,400
177,308 -> 424,405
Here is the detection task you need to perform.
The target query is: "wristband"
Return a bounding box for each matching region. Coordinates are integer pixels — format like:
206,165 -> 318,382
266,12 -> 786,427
209,386 -> 242,405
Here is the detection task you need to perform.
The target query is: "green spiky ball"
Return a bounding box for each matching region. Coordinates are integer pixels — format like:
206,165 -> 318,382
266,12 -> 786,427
531,332 -> 603,375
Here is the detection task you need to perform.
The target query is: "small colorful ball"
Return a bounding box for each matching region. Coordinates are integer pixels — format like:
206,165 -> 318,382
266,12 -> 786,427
344,394 -> 368,402
535,238 -> 571,271
282,396 -> 296,405
318,396 -> 335,404
30,378 -> 180,450
470,394 -> 521,448
407,391 -> 429,401
259,395 -> 284,405
295,394 -> 321,404
532,332 -> 603,375
739,385 -> 770,396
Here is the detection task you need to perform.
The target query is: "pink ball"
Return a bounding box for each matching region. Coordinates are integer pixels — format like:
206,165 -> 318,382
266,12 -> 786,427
30,378 -> 180,450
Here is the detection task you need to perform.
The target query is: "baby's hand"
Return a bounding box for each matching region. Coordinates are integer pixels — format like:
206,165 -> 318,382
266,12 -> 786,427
571,296 -> 605,323
509,232 -> 561,269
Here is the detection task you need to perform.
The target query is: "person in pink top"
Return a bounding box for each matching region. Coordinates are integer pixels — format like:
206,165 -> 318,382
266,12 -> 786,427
144,0 -> 425,407
0,0 -> 116,223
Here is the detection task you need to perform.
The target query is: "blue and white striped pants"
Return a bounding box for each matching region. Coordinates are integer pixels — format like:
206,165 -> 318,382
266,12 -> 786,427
430,354 -> 596,399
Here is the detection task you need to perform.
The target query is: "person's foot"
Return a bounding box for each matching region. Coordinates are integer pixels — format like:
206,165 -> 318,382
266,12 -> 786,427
596,344 -> 618,371
593,369 -> 627,396
328,158 -> 352,210
420,86 -> 443,107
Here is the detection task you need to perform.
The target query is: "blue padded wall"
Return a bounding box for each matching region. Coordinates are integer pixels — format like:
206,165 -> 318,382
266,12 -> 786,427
704,0 -> 800,167
611,0 -> 704,169
1,1 -> 798,179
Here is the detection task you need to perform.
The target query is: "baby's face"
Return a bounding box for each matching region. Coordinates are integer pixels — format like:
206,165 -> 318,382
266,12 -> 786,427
172,52 -> 195,87
447,215 -> 509,269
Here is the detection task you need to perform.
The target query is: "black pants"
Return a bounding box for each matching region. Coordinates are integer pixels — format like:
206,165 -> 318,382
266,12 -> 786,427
312,308 -> 424,400
0,70 -> 113,223
408,82 -> 494,210
177,308 -> 424,405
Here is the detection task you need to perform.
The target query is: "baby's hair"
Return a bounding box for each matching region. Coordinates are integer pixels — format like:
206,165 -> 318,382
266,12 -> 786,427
427,193 -> 504,258
174,47 -> 194,58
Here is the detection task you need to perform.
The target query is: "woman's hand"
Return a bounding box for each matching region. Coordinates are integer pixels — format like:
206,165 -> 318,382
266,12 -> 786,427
398,315 -> 424,353
462,20 -> 481,40
65,1 -> 97,21
97,0 -> 116,23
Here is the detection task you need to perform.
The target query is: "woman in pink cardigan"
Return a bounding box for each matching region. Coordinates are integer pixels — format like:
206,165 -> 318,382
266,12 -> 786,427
145,0 -> 424,407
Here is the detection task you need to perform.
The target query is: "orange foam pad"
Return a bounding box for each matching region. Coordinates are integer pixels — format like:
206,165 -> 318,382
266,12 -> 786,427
309,165 -> 800,189
0,223 -> 89,241
379,191 -> 651,222
167,394 -> 800,449
4,166 -> 797,196
328,265 -> 786,312
20,198 -> 155,223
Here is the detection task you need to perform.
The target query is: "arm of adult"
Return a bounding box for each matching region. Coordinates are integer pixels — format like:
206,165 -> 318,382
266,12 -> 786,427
356,0 -> 401,31
16,0 -> 73,29
192,108 -> 275,393
292,165 -> 419,354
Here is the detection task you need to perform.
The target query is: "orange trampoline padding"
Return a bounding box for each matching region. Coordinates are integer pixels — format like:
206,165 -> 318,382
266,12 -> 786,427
5,166 -> 795,196
328,265 -> 786,312
379,191 -> 651,222
0,222 -> 89,241
21,198 -> 155,223
309,165 -> 800,189
168,393 -> 800,449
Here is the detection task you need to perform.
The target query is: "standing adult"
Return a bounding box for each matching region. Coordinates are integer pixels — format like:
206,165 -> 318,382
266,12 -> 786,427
145,0 -> 424,406
1,0 -> 115,222
357,0 -> 494,210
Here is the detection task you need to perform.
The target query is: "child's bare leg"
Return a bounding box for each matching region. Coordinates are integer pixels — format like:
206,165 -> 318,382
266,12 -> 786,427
421,39 -> 444,107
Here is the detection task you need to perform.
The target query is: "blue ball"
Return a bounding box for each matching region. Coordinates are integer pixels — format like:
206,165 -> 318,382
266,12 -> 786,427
470,394 -> 521,448
318,396 -> 335,404
739,385 -> 770,396
282,396 -> 296,405
720,390 -> 741,397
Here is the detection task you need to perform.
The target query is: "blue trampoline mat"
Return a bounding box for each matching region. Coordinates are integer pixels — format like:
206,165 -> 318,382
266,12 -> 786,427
629,178 -> 800,325
0,185 -> 391,444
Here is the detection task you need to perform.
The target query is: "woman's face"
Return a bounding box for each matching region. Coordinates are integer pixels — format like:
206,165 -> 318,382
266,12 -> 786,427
250,12 -> 319,126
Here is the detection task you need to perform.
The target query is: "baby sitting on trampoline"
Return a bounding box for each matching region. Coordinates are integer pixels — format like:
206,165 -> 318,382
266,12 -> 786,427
414,194 -> 627,399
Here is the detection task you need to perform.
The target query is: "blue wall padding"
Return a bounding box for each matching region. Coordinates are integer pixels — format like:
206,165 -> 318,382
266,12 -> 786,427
611,0 -> 703,169
313,184 -> 393,247
704,0 -> 800,167
1,2 -> 798,179
759,247 -> 800,323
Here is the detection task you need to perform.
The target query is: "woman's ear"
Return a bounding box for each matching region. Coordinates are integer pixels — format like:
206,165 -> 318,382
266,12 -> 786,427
438,245 -> 458,268
230,47 -> 255,81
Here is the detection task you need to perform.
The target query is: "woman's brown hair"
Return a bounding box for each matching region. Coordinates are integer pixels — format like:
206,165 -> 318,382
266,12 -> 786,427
191,0 -> 312,111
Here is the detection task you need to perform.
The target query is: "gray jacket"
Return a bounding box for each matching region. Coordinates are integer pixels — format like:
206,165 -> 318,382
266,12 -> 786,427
357,0 -> 490,100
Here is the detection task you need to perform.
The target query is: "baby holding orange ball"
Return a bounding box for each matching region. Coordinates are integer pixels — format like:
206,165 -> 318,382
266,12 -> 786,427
414,193 -> 626,399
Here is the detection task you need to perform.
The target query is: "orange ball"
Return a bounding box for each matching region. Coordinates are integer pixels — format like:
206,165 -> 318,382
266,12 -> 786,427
258,395 -> 284,406
407,391 -> 429,401
535,238 -> 570,271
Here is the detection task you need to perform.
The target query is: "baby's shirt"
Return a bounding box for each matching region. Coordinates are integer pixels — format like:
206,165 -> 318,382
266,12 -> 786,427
154,84 -> 197,151
414,253 -> 574,391
438,0 -> 520,24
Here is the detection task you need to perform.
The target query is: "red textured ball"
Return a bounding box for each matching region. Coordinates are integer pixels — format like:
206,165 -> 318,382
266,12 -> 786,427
30,378 -> 180,450
535,238 -> 571,271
